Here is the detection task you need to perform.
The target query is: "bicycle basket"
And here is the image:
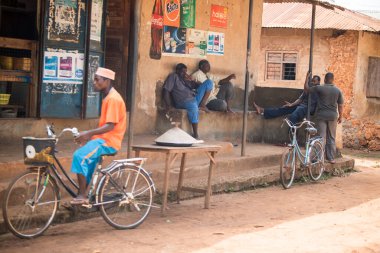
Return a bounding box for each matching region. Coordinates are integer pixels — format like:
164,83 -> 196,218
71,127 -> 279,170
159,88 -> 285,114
23,137 -> 56,165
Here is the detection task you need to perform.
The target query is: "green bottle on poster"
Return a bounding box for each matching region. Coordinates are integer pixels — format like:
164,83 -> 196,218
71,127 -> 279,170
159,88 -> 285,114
180,0 -> 196,28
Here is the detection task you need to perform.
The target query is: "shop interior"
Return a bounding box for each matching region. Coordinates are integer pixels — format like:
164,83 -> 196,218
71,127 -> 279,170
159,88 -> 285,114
0,0 -> 39,118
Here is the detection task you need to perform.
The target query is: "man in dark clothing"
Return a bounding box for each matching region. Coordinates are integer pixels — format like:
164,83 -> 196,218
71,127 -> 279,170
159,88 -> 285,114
305,72 -> 344,163
163,63 -> 212,139
253,73 -> 321,124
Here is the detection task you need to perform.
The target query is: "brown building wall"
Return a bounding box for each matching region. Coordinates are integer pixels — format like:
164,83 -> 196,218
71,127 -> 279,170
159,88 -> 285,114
134,0 -> 263,134
343,32 -> 380,151
258,28 -> 332,89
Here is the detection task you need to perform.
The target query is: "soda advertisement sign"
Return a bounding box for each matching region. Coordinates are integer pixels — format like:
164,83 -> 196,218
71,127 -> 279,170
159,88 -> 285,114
210,5 -> 228,28
207,32 -> 225,56
164,0 -> 181,27
187,29 -> 207,57
180,0 -> 196,28
163,26 -> 187,54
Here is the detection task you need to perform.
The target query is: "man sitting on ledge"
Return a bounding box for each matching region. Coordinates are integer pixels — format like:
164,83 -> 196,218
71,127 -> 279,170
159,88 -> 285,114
192,60 -> 236,113
163,63 -> 212,139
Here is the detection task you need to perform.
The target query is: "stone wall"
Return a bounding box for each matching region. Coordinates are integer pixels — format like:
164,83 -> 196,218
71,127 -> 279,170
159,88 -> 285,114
343,31 -> 380,151
326,31 -> 358,119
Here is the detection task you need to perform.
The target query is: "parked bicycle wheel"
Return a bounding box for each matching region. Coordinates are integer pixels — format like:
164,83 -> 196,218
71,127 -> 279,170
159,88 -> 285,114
280,148 -> 296,189
2,170 -> 59,238
99,166 -> 154,229
308,140 -> 325,181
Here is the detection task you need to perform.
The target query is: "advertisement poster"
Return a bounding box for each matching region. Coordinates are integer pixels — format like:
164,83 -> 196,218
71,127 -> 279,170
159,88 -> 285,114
47,0 -> 85,43
164,0 -> 180,27
87,55 -> 100,96
207,32 -> 225,55
91,0 -> 103,42
180,0 -> 196,28
210,5 -> 228,28
163,26 -> 187,54
187,29 -> 207,57
43,51 -> 84,84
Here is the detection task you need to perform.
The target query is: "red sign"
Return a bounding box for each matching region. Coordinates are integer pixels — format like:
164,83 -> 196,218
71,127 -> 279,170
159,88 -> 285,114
151,14 -> 164,29
210,5 -> 228,28
164,0 -> 180,27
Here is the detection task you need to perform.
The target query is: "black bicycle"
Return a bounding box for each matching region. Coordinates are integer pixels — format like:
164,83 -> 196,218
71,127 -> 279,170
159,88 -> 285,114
2,125 -> 156,239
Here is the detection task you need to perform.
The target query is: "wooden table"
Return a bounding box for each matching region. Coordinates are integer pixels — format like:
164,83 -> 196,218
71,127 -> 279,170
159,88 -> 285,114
132,144 -> 221,215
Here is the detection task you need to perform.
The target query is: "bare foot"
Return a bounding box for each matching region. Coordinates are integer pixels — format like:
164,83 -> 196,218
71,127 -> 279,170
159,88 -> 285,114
199,106 -> 210,113
226,108 -> 235,114
253,102 -> 264,114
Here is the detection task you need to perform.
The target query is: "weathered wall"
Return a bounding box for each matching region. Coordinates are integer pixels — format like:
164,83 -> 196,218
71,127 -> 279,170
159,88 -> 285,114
259,28 -> 380,151
343,32 -> 380,151
258,28 -> 332,89
134,0 -> 263,134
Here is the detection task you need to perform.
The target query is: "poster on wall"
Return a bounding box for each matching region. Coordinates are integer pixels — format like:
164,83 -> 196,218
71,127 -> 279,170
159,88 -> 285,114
164,0 -> 180,27
163,26 -> 187,54
91,0 -> 103,42
187,29 -> 207,57
87,55 -> 100,96
207,32 -> 225,55
47,0 -> 85,43
210,4 -> 228,28
43,51 -> 85,84
180,0 -> 196,28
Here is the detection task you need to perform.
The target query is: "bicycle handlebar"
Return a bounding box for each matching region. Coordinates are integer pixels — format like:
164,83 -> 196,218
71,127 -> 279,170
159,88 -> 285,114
283,118 -> 314,129
46,125 -> 79,139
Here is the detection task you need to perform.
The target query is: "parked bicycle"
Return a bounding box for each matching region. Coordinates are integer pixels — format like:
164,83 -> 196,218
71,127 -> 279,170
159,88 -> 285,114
280,118 -> 325,189
2,125 -> 156,239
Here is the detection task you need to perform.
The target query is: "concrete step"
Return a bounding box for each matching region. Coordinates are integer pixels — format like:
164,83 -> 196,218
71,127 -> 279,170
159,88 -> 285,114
0,137 -> 234,182
156,109 -> 296,144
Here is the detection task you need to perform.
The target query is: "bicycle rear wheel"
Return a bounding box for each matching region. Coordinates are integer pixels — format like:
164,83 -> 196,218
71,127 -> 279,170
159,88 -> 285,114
99,166 -> 154,229
2,170 -> 59,238
280,148 -> 296,189
308,140 -> 325,181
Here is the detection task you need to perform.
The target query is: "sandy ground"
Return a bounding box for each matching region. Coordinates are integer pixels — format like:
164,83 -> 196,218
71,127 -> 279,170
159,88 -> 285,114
0,152 -> 379,253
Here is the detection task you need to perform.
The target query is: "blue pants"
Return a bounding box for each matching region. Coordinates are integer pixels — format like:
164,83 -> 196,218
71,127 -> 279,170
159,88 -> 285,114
175,80 -> 213,124
264,105 -> 307,124
71,139 -> 117,184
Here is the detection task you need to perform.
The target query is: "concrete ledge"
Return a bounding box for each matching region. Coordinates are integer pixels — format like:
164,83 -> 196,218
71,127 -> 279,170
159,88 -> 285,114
156,109 -> 292,143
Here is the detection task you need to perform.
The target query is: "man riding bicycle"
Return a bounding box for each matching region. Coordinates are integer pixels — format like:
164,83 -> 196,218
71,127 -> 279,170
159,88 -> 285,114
70,67 -> 127,205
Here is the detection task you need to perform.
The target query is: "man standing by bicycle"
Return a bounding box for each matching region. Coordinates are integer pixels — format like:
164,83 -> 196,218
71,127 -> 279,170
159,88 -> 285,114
304,71 -> 344,164
70,67 -> 127,205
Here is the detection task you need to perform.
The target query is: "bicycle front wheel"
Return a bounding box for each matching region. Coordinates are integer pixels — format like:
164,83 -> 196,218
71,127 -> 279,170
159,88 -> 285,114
99,166 -> 154,229
2,170 -> 59,238
280,148 -> 296,189
308,140 -> 325,181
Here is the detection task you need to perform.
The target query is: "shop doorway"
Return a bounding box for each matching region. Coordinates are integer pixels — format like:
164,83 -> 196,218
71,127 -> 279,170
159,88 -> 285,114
105,0 -> 132,110
0,0 -> 40,118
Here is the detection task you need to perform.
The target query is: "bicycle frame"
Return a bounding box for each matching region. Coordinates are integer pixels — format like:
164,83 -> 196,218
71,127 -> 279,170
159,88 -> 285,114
289,127 -> 310,167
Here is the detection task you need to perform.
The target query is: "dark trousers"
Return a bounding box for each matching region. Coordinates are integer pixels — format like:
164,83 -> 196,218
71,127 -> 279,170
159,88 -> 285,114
207,82 -> 235,111
316,119 -> 337,161
264,105 -> 307,124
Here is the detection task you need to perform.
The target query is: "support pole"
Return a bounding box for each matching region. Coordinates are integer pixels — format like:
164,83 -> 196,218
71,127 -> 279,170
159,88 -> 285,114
241,0 -> 254,157
127,0 -> 141,158
307,3 -> 316,120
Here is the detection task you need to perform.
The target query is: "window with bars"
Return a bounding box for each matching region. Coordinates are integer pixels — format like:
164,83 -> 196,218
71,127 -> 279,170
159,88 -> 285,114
266,52 -> 297,81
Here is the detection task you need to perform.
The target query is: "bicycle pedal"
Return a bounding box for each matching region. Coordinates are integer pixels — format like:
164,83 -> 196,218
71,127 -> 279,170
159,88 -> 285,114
81,204 -> 93,209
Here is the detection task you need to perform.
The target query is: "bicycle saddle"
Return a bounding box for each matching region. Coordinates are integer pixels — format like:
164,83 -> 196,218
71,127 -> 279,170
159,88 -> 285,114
100,152 -> 118,157
305,127 -> 317,135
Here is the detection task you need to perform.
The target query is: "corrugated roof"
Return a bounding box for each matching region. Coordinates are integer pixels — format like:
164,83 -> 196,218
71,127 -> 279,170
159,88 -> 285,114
263,2 -> 380,32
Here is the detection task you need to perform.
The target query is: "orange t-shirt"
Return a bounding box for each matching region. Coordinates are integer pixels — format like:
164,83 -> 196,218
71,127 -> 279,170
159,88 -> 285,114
93,88 -> 127,150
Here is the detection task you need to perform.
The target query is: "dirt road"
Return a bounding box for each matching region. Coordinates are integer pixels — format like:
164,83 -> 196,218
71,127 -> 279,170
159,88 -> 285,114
1,154 -> 379,253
